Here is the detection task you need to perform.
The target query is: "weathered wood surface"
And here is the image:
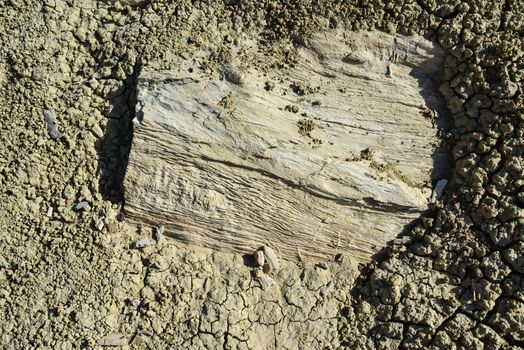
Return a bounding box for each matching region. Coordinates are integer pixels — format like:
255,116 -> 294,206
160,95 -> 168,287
124,30 -> 448,262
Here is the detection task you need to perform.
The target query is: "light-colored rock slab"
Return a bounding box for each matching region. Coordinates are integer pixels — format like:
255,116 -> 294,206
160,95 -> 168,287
124,30 -> 448,262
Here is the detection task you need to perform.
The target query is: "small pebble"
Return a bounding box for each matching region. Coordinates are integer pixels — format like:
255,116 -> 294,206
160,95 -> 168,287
98,333 -> 126,347
91,123 -> 104,139
135,239 -> 155,249
430,178 -> 448,203
262,262 -> 272,274
393,236 -> 412,245
258,275 -> 275,291
43,110 -> 62,139
155,225 -> 164,241
75,201 -> 88,210
136,329 -> 153,337
262,245 -> 279,271
95,219 -> 105,231
320,281 -> 334,296
253,250 -> 265,267
106,222 -> 119,234
317,262 -> 329,270
116,212 -> 125,221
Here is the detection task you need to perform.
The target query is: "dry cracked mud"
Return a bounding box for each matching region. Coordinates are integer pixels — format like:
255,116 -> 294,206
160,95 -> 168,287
0,0 -> 523,349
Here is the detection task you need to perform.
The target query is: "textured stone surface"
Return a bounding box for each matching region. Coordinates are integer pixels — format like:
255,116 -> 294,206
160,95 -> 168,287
125,30 -> 448,262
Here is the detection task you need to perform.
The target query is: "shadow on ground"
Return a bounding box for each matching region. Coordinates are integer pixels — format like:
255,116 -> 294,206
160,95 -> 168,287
96,60 -> 142,204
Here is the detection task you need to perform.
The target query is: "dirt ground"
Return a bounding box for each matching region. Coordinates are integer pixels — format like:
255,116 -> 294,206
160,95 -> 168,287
0,0 -> 523,349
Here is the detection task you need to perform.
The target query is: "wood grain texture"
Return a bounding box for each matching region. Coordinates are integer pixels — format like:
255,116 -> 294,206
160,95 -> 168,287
124,30 -> 448,262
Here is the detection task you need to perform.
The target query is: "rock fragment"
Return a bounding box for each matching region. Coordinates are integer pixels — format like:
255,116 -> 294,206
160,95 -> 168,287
317,262 -> 329,270
430,179 -> 448,203
97,333 -> 126,346
155,225 -> 164,242
135,239 -> 155,249
319,281 -> 334,296
110,0 -> 150,6
95,219 -> 105,231
262,245 -> 279,271
125,30 -> 447,263
91,123 -> 104,139
258,275 -> 275,291
43,110 -> 62,139
75,201 -> 89,211
393,236 -> 412,245
253,250 -> 265,267
220,63 -> 243,85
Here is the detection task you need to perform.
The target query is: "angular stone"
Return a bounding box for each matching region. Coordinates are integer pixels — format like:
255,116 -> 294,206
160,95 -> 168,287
262,245 -> 279,271
253,250 -> 265,267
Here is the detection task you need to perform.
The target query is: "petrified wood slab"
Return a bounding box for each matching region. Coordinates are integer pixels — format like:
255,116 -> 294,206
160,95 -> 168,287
124,30 -> 448,262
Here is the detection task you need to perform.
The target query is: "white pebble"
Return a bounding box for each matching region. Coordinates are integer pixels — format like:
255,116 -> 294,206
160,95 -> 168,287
135,239 -> 155,249
98,333 -> 126,347
393,236 -> 412,245
258,275 -> 275,291
262,245 -> 279,271
430,178 -> 448,203
91,123 -> 104,139
155,225 -> 164,241
253,250 -> 265,266
75,201 -> 89,210
320,281 -> 334,296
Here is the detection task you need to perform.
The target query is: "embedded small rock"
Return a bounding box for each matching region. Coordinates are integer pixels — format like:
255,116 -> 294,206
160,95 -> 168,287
135,239 -> 155,249
430,179 -> 448,203
43,110 -> 62,139
258,275 -> 275,291
253,250 -> 265,267
97,333 -> 127,347
155,225 -> 164,242
319,281 -> 334,296
262,245 -> 279,271
75,201 -> 89,211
